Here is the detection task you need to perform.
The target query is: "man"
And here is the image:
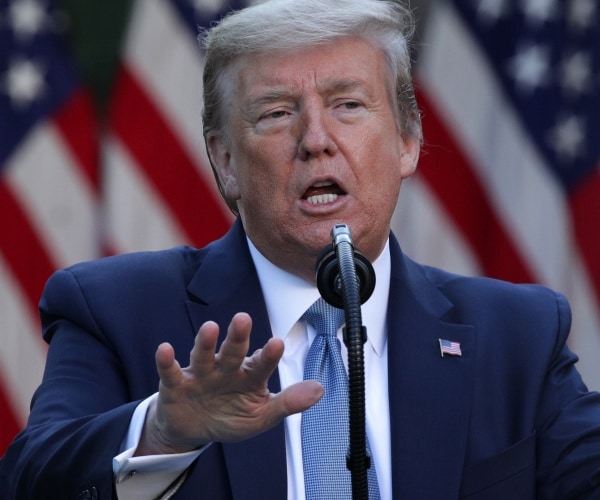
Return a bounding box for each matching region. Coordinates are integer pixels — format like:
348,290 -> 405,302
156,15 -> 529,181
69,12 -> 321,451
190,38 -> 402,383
1,0 -> 600,498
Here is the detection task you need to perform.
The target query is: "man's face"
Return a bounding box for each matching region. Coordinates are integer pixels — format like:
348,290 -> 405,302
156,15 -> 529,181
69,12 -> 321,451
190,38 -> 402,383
208,37 -> 419,282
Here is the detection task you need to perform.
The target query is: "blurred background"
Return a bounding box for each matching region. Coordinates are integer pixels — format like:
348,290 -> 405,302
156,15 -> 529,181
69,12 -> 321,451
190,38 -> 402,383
1,0 -> 598,455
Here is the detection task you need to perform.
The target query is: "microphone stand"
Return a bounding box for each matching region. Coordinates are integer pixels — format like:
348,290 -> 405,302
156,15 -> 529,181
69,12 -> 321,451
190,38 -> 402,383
316,224 -> 375,500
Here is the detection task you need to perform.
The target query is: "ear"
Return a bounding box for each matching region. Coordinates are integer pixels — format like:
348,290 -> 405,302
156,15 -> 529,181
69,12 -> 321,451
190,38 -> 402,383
399,135 -> 420,179
206,132 -> 241,201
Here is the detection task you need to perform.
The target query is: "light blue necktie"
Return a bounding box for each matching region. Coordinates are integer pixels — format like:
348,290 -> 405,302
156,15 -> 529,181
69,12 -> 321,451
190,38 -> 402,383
301,298 -> 380,499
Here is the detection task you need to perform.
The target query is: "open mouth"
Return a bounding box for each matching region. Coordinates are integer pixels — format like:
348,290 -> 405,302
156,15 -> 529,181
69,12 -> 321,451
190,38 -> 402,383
303,180 -> 345,205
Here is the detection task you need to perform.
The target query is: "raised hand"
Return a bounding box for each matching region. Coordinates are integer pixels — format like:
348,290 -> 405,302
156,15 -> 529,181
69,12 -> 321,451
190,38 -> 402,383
136,312 -> 323,455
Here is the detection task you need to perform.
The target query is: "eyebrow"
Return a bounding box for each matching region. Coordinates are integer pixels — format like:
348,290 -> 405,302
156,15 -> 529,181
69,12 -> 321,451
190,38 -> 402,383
247,89 -> 296,112
320,78 -> 378,107
247,78 -> 371,109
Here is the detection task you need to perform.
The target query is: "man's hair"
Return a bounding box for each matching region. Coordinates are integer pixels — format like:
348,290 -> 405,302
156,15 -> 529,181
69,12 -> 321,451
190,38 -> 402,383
199,0 -> 422,213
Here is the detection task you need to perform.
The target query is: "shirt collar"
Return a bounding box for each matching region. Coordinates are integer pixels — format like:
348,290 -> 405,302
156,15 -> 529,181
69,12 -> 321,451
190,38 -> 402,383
247,238 -> 391,357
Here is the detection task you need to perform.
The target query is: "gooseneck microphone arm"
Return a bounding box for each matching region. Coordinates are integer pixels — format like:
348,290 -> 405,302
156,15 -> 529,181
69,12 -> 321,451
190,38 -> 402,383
315,224 -> 376,500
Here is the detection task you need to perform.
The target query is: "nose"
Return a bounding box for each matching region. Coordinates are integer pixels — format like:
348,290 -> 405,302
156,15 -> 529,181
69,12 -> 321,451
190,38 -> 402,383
297,103 -> 338,160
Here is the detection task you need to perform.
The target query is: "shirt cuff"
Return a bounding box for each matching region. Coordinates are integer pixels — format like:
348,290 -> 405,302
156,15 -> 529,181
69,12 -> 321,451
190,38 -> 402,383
113,393 -> 208,499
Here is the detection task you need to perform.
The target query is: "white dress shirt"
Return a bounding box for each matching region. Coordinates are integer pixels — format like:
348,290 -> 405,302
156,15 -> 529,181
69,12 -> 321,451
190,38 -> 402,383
113,239 -> 392,499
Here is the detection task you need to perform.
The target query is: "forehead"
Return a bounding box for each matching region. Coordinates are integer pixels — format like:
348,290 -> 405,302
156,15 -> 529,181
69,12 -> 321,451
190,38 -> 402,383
231,37 -> 391,99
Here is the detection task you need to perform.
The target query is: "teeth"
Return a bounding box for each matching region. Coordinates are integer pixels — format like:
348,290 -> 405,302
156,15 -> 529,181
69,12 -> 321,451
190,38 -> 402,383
312,181 -> 333,187
306,193 -> 339,205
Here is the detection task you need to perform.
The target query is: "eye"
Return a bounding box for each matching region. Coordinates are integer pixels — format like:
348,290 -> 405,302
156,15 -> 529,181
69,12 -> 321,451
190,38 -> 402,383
260,109 -> 289,121
331,98 -> 366,123
341,101 -> 361,110
334,99 -> 364,113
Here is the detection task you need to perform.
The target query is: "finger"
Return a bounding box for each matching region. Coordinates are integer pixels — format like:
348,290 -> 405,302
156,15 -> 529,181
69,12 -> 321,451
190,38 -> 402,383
243,337 -> 285,383
216,312 -> 253,373
155,342 -> 183,389
189,320 -> 220,375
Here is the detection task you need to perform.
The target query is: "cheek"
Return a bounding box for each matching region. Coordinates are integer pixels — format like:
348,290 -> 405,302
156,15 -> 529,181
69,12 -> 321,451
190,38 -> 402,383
235,160 -> 288,216
359,146 -> 404,210
356,136 -> 403,185
239,140 -> 294,193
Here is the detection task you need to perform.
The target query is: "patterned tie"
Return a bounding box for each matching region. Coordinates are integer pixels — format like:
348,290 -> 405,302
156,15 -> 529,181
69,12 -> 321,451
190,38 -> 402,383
301,298 -> 380,499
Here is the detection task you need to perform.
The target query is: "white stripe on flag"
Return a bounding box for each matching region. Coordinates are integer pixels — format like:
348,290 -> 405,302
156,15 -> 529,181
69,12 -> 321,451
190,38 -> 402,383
124,0 -> 221,188
0,256 -> 47,423
393,176 -> 482,277
103,135 -> 189,253
5,123 -> 99,268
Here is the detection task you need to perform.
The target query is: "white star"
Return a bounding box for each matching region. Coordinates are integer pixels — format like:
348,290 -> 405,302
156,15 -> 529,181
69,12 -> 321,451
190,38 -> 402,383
548,115 -> 586,163
507,44 -> 551,93
190,0 -> 227,16
569,0 -> 596,31
8,0 -> 47,39
560,51 -> 592,95
3,58 -> 46,107
476,0 -> 510,23
520,0 -> 558,26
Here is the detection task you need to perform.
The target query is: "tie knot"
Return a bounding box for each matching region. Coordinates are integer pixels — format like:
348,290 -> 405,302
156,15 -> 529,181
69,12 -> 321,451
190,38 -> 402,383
303,298 -> 345,338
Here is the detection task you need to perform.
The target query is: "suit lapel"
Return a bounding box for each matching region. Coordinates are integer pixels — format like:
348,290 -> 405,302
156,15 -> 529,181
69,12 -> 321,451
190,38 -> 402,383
387,239 -> 474,498
184,220 -> 287,500
181,224 -> 475,498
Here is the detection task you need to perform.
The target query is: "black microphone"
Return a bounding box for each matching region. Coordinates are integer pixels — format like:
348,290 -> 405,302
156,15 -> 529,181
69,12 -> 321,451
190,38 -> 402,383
315,224 -> 375,309
315,223 -> 375,499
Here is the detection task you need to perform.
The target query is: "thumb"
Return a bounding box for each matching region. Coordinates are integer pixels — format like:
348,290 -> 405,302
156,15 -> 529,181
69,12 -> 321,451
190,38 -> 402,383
270,380 -> 324,421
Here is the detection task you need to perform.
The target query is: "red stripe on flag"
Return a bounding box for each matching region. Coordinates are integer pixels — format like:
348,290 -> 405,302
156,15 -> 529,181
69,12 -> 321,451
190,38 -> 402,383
110,66 -> 231,248
569,166 -> 600,306
53,89 -> 99,190
416,88 -> 535,284
0,182 -> 56,318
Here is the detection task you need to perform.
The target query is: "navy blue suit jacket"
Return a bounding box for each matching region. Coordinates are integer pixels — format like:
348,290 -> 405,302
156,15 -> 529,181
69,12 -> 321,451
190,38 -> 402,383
2,219 -> 600,499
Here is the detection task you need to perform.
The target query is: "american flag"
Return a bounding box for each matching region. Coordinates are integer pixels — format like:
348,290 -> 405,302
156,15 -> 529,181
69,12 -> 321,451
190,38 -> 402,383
0,0 -> 99,454
0,0 -> 239,455
1,0 -> 599,457
394,0 -> 600,387
439,339 -> 463,357
103,0 -> 238,255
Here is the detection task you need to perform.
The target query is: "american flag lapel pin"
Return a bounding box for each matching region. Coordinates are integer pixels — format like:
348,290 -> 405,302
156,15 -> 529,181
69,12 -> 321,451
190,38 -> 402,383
439,339 -> 462,357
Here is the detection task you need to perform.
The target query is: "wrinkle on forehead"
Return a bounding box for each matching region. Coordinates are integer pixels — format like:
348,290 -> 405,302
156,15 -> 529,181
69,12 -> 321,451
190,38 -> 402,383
226,37 -> 399,129
239,55 -> 385,100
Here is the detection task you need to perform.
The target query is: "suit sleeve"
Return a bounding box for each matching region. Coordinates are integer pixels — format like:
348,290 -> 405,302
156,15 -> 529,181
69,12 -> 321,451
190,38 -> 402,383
535,291 -> 600,499
0,269 -> 142,499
